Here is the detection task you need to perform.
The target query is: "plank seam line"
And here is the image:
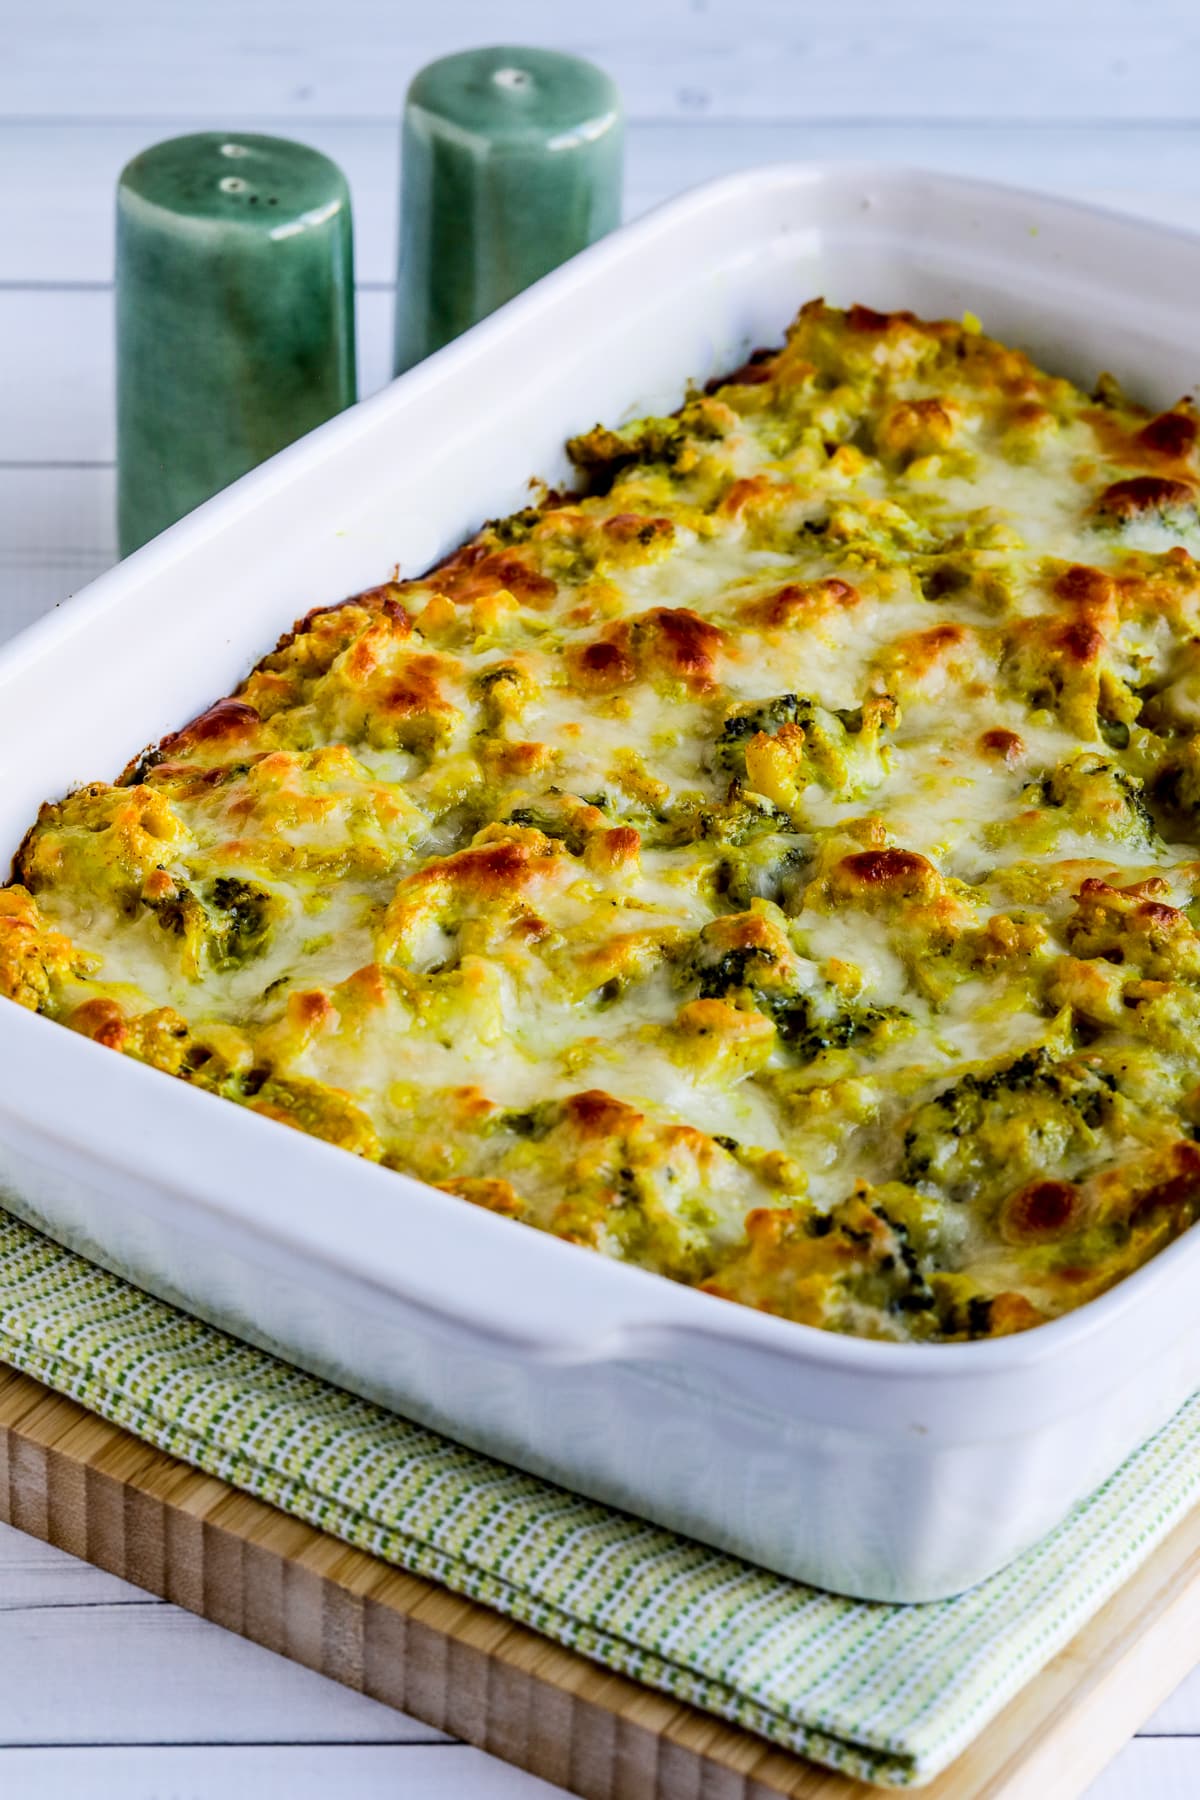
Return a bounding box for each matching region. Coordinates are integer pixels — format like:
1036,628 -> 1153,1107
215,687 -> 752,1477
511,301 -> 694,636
3,113 -> 1200,130
0,1737 -> 464,1750
0,281 -> 396,293
0,1597 -> 162,1615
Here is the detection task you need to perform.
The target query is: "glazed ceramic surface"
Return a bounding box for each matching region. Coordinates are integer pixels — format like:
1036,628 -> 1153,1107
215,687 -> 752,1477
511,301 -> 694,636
393,47 -> 622,373
116,132 -> 357,556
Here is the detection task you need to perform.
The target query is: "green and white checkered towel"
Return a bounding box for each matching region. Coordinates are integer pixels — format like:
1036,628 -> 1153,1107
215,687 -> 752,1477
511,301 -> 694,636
0,1209 -> 1194,1789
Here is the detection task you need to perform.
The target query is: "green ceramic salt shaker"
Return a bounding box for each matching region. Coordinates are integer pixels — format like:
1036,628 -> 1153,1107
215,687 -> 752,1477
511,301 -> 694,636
394,47 -> 623,374
116,133 -> 357,557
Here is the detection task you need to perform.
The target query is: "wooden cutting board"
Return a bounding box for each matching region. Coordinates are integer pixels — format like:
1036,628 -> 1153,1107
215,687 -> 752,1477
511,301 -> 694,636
1,1361 -> 1198,1800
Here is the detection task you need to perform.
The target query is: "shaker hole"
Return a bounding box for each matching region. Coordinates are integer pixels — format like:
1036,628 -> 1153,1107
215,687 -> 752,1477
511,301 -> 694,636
219,143 -> 249,158
219,176 -> 247,194
493,67 -> 532,90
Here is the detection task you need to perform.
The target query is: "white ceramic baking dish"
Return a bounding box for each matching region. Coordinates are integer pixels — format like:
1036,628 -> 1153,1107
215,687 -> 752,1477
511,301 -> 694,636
3,165 -> 1200,1604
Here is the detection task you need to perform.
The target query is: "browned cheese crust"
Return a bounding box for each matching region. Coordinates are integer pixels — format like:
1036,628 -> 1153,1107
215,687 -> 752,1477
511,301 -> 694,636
9,299 -> 1200,1341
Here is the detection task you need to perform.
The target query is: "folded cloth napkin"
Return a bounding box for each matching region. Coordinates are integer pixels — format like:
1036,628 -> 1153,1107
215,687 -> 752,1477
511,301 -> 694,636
0,1208 -> 1195,1789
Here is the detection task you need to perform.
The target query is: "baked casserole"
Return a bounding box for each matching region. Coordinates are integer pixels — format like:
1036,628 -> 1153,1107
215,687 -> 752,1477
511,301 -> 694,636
8,298 -> 1200,1343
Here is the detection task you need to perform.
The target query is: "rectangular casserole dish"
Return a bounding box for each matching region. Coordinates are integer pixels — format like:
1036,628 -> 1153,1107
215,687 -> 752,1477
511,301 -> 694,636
4,165 -> 1200,1604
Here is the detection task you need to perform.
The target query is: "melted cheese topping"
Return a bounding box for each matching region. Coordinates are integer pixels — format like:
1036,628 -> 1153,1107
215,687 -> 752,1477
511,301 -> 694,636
10,299 -> 1200,1341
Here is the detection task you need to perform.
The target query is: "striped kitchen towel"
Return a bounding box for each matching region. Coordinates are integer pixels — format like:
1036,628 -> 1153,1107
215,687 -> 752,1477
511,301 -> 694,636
0,1207 -> 1193,1788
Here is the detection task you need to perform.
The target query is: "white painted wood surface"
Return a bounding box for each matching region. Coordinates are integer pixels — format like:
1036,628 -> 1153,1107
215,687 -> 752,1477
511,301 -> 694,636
5,3 -> 1200,1794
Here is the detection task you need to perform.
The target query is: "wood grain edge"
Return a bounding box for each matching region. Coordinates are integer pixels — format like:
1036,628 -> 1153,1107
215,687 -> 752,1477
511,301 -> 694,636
0,1362 -> 1193,1800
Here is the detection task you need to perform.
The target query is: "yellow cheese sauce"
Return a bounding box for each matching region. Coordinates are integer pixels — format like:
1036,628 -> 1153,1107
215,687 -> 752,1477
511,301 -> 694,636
9,299 -> 1200,1340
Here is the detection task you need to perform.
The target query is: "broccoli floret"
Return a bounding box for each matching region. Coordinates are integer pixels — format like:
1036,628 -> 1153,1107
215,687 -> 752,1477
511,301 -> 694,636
714,692 -> 893,806
497,1101 -> 558,1141
714,694 -> 812,782
566,417 -> 688,492
695,945 -> 778,1000
207,876 -> 275,967
1034,755 -> 1158,847
484,507 -> 545,545
714,840 -> 810,909
696,792 -> 795,846
901,1047 -> 1119,1201
770,993 -> 906,1062
693,923 -> 906,1064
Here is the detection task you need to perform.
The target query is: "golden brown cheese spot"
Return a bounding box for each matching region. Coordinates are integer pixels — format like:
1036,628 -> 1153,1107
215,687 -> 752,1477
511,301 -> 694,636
528,1094 -> 751,1280
675,996 -> 758,1035
561,924 -> 678,1004
718,476 -> 779,519
431,542 -> 558,608
833,848 -> 940,903
278,585 -> 411,656
584,825 -> 642,872
287,627 -> 465,758
438,836 -> 554,896
1064,877 -> 1200,979
1000,612 -> 1133,738
632,607 -> 725,691
1058,617 -> 1106,664
0,886 -> 83,1012
569,632 -> 636,692
376,653 -> 462,750
17,784 -> 191,907
848,304 -> 907,334
875,621 -> 974,697
669,999 -> 776,1080
1138,409 -> 1199,461
250,1073 -> 382,1160
563,1087 -> 639,1140
337,609 -> 417,685
599,512 -> 675,553
738,578 -> 859,629
698,905 -> 796,975
875,396 -> 960,462
156,698 -> 261,759
440,1175 -> 526,1217
380,828 -> 563,965
979,727 -> 1025,764
1094,474 -> 1197,521
527,506 -> 679,578
243,603 -> 418,726
570,606 -> 725,695
68,996 -> 128,1050
1087,1139 -> 1200,1227
240,596 -> 412,720
998,1178 -> 1084,1244
1001,398 -> 1059,458
1053,563 -> 1117,614
480,738 -> 557,782
291,985 -> 339,1035
60,998 -> 194,1074
1114,552 -> 1200,634
819,848 -> 974,998
1086,403 -> 1199,473
704,348 -> 778,393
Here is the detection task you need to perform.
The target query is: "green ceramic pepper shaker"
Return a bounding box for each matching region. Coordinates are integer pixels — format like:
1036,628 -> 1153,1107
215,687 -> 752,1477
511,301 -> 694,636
394,47 -> 623,374
116,132 -> 357,557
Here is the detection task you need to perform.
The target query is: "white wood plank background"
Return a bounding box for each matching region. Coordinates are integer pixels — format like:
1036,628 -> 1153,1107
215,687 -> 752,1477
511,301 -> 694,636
5,3 -> 1200,1795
